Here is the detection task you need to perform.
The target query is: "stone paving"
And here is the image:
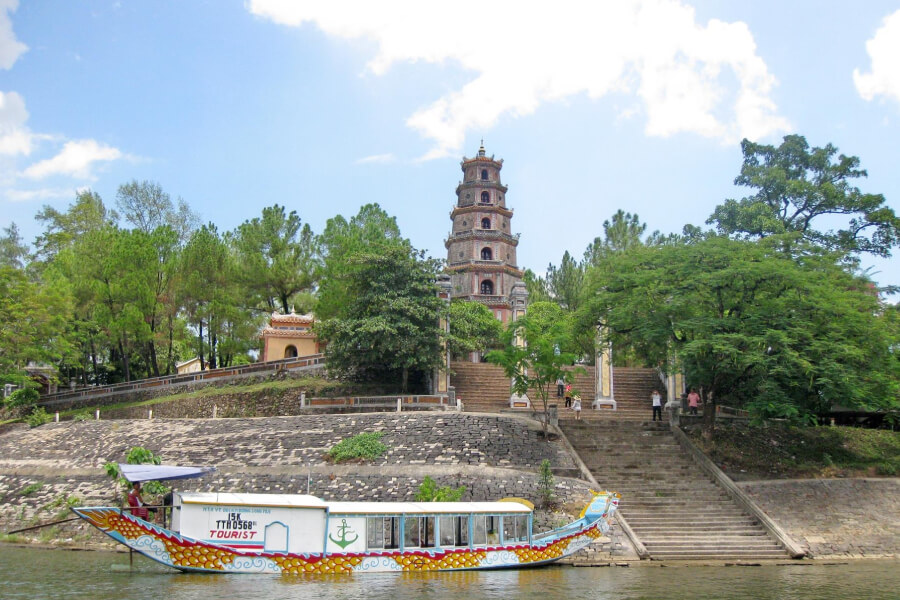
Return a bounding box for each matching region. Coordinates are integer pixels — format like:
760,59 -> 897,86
738,478 -> 900,559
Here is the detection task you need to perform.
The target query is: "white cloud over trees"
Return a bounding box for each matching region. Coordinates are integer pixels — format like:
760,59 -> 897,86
249,0 -> 790,158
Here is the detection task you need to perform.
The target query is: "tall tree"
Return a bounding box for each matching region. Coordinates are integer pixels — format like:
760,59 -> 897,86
545,250 -> 584,311
116,180 -> 198,243
0,266 -> 73,382
580,235 -> 900,430
583,210 -> 649,266
33,190 -> 117,263
487,301 -> 577,439
316,245 -> 445,392
0,223 -> 29,269
316,203 -> 406,321
708,135 -> 900,258
233,204 -> 318,314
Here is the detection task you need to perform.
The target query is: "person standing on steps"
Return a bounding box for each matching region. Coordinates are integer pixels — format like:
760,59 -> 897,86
564,383 -> 572,408
571,395 -> 582,420
687,388 -> 701,416
556,376 -> 565,398
651,389 -> 663,422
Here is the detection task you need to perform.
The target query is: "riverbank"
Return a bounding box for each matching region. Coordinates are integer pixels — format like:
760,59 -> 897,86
0,413 -> 897,561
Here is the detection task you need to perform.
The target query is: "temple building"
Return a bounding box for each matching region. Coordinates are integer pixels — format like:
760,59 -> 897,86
259,311 -> 321,361
445,144 -> 527,323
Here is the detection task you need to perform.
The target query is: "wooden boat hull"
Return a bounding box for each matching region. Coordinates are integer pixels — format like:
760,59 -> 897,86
72,506 -> 613,574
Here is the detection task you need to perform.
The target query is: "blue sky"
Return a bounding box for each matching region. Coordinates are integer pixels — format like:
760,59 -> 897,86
2,1 -> 900,290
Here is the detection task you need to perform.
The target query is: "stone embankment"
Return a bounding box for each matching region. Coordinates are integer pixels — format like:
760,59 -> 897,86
0,413 -> 607,554
738,478 -> 900,559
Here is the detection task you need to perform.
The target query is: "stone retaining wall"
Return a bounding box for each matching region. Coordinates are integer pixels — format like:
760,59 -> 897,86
738,478 -> 900,559
0,414 -> 589,548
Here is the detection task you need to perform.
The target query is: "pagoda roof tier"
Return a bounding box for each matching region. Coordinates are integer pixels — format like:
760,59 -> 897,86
456,181 -> 508,195
444,230 -> 520,247
445,262 -> 524,278
453,294 -> 513,308
451,202 -> 513,216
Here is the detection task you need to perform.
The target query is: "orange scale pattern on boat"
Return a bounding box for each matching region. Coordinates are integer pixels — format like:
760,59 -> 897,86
273,554 -> 364,574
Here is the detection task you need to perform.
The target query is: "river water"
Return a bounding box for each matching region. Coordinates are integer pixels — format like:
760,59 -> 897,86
2,546 -> 898,600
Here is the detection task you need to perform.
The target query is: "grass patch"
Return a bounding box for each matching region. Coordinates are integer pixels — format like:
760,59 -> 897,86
689,423 -> 900,479
56,376 -> 339,419
20,482 -> 43,496
326,432 -> 388,463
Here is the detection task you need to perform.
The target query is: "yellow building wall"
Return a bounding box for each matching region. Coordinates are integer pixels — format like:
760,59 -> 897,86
265,337 -> 318,360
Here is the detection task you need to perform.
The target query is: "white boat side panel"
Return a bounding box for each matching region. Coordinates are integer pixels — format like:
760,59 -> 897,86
179,502 -> 327,554
325,516 -> 367,553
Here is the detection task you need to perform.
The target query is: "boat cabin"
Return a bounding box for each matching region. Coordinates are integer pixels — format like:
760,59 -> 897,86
172,492 -> 533,555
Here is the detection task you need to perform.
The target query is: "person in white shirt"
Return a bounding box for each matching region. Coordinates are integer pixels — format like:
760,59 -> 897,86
651,390 -> 663,422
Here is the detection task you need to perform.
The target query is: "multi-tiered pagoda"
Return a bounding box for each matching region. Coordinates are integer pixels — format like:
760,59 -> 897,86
445,144 -> 527,324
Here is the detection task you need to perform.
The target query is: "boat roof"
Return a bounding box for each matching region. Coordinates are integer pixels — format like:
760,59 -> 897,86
178,493 -> 531,514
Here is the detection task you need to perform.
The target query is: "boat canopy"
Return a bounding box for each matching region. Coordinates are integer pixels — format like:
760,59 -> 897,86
119,464 -> 216,483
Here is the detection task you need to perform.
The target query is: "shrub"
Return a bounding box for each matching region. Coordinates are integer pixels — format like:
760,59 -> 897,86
415,476 -> 466,502
71,411 -> 91,422
105,447 -> 169,497
25,407 -> 53,427
538,459 -> 556,506
6,387 -> 39,408
326,432 -> 387,463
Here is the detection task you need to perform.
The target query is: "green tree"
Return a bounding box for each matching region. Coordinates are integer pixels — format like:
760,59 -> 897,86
316,245 -> 445,392
708,135 -> 900,258
316,203 -> 406,321
33,189 -> 117,263
583,209 -> 649,266
487,301 -> 577,438
545,250 -> 584,311
233,204 -> 318,314
580,235 -> 900,432
447,300 -> 502,359
0,266 -> 73,382
522,268 -> 551,304
0,223 -> 30,269
116,179 -> 198,243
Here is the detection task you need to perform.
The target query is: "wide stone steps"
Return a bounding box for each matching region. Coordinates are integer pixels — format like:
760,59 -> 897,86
560,419 -> 789,561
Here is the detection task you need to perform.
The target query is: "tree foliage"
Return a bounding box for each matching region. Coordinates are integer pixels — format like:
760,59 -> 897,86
234,204 -> 318,314
581,235 -> 900,425
487,301 -> 577,437
316,245 -> 445,392
708,135 -> 900,259
447,300 -> 502,359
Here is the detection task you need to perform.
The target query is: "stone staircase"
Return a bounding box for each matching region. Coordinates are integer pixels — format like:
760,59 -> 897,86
561,419 -> 789,560
450,362 -> 511,412
450,362 -> 659,418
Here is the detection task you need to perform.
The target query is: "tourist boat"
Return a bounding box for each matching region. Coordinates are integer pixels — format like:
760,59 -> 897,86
72,466 -> 619,574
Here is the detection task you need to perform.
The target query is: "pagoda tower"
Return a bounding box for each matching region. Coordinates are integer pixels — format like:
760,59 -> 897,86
445,144 -> 526,323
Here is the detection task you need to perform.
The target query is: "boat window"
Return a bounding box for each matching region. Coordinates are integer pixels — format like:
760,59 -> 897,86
439,516 -> 469,547
472,515 -> 500,546
404,516 -> 436,549
367,517 -> 400,550
503,515 -> 528,544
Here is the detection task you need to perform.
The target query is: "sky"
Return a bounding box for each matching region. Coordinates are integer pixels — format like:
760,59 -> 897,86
2,0 -> 900,290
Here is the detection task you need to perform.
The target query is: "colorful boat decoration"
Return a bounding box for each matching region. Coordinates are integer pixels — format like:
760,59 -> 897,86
73,489 -> 620,574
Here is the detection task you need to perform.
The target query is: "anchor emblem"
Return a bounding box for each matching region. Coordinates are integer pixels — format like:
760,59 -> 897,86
329,518 -> 358,549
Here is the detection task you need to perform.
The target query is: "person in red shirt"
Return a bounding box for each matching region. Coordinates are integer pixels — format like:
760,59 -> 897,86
127,482 -> 149,519
688,388 -> 701,415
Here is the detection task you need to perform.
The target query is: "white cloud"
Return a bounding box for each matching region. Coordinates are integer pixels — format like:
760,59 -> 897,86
355,153 -> 396,165
22,139 -> 123,180
5,187 -> 74,203
0,90 -> 32,156
0,0 -> 27,70
854,10 -> 900,105
249,0 -> 789,158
